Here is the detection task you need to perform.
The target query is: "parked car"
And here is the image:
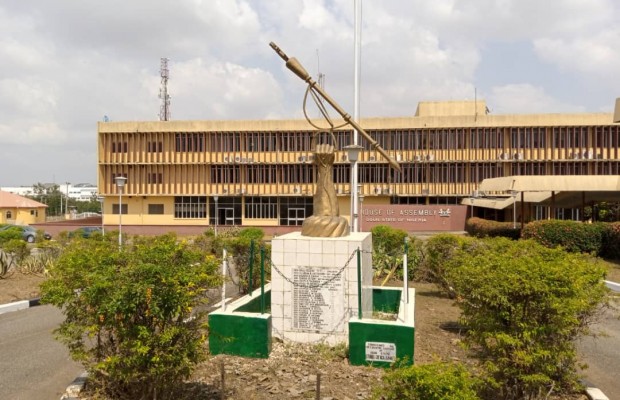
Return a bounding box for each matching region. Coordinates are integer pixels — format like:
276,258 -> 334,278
69,226 -> 103,238
0,225 -> 52,243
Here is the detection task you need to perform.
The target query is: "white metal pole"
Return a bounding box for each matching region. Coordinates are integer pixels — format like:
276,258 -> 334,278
403,240 -> 409,305
118,188 -> 122,249
352,0 -> 362,232
221,248 -> 227,311
513,193 -> 517,229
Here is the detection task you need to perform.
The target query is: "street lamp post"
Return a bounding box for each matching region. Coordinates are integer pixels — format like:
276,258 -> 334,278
511,190 -> 518,229
344,144 -> 363,233
97,195 -> 105,235
358,194 -> 364,232
469,190 -> 477,219
213,195 -> 219,236
114,176 -> 127,249
65,182 -> 70,216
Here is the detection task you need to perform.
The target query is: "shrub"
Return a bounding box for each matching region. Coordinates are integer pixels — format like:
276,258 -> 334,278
216,227 -> 270,294
449,238 -> 608,399
600,222 -> 620,260
372,361 -> 481,400
2,239 -> 30,265
416,234 -> 475,296
465,217 -> 520,239
521,220 -> 605,254
0,227 -> 23,245
371,225 -> 409,280
41,233 -> 222,399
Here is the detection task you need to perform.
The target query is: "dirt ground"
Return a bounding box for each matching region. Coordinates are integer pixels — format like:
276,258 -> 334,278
0,272 -> 46,304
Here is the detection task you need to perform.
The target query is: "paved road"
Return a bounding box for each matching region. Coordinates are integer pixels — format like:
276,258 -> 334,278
577,297 -> 620,399
0,305 -> 82,400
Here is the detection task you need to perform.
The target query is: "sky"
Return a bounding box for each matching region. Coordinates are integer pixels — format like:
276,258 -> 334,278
1,0 -> 619,187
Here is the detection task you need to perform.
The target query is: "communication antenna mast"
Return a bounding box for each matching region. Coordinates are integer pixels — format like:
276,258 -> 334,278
159,57 -> 171,121
316,49 -> 325,89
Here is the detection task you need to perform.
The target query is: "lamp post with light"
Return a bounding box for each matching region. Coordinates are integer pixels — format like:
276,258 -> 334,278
97,195 -> 105,235
114,176 -> 127,249
511,190 -> 518,229
358,194 -> 365,232
213,195 -> 219,236
344,144 -> 363,233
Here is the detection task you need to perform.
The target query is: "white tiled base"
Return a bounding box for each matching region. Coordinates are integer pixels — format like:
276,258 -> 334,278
271,232 -> 372,345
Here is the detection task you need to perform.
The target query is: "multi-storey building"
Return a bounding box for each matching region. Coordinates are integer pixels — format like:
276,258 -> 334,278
97,100 -> 620,233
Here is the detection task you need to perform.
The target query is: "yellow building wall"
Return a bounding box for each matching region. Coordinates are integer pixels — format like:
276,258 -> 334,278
0,207 -> 47,225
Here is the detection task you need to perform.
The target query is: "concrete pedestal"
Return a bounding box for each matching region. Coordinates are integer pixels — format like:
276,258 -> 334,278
270,232 -> 373,345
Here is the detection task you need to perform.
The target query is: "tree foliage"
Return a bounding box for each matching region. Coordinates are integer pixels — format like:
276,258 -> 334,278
41,233 -> 222,399
370,225 -> 421,281
372,361 -> 481,400
209,227 -> 270,294
444,237 -> 608,399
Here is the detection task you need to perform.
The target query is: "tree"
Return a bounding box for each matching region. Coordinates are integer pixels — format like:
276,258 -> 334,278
41,233 -> 222,399
447,238 -> 608,399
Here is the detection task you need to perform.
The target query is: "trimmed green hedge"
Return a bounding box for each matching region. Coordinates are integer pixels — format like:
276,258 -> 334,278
465,217 -> 520,240
467,218 -> 619,258
601,222 -> 620,260
521,220 -> 606,255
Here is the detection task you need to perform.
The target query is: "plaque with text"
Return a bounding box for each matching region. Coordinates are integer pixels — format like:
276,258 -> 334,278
365,342 -> 396,362
292,267 -> 343,332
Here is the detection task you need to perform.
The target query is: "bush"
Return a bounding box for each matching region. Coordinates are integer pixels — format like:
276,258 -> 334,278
416,234 -> 475,296
1,239 -> 30,265
372,361 -> 481,400
371,225 -> 409,280
466,217 -> 520,239
601,222 -> 620,260
521,220 -> 605,255
41,233 -> 222,399
449,238 -> 608,399
215,227 -> 270,294
0,227 -> 23,245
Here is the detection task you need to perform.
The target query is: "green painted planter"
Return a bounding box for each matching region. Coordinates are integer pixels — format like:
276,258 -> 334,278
349,287 -> 415,367
208,285 -> 272,358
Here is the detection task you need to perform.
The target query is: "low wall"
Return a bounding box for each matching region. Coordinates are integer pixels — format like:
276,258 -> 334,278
349,287 -> 415,367
208,285 -> 272,358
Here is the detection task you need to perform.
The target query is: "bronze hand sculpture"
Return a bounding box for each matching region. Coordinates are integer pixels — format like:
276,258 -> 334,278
270,42 -> 400,237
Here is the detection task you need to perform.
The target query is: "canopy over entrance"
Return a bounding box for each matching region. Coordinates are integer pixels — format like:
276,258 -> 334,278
461,175 -> 620,218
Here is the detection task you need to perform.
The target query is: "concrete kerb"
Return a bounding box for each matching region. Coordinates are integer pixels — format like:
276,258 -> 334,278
0,297 -> 40,315
60,372 -> 87,400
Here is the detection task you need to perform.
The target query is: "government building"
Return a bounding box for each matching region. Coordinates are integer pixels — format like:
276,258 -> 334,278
97,100 -> 620,234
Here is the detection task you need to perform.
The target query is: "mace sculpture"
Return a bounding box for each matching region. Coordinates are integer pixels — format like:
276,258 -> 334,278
270,42 -> 400,238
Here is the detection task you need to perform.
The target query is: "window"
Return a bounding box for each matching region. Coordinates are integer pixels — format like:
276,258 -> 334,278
30,210 -> 38,217
148,204 -> 164,214
175,133 -> 205,152
148,173 -> 163,184
112,204 -> 128,214
147,141 -> 163,152
6,211 -> 12,219
279,197 -> 312,226
112,142 -> 128,153
174,196 -> 206,219
245,196 -> 277,219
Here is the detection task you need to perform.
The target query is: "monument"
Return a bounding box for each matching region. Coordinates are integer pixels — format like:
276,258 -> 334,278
269,43 -> 401,344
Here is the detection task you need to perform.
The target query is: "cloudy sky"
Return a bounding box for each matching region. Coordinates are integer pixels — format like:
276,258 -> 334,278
1,0 -> 619,187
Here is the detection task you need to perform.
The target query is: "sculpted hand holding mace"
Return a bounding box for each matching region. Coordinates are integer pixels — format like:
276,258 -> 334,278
270,42 -> 400,237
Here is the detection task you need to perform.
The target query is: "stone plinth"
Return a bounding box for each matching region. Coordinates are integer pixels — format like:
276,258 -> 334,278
270,232 -> 373,345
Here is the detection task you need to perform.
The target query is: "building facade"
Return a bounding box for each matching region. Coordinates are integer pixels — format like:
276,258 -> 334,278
0,190 -> 47,225
97,100 -> 620,232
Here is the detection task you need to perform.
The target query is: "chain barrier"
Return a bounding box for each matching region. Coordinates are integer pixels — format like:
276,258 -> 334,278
266,249 -> 358,290
271,308 -> 352,345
